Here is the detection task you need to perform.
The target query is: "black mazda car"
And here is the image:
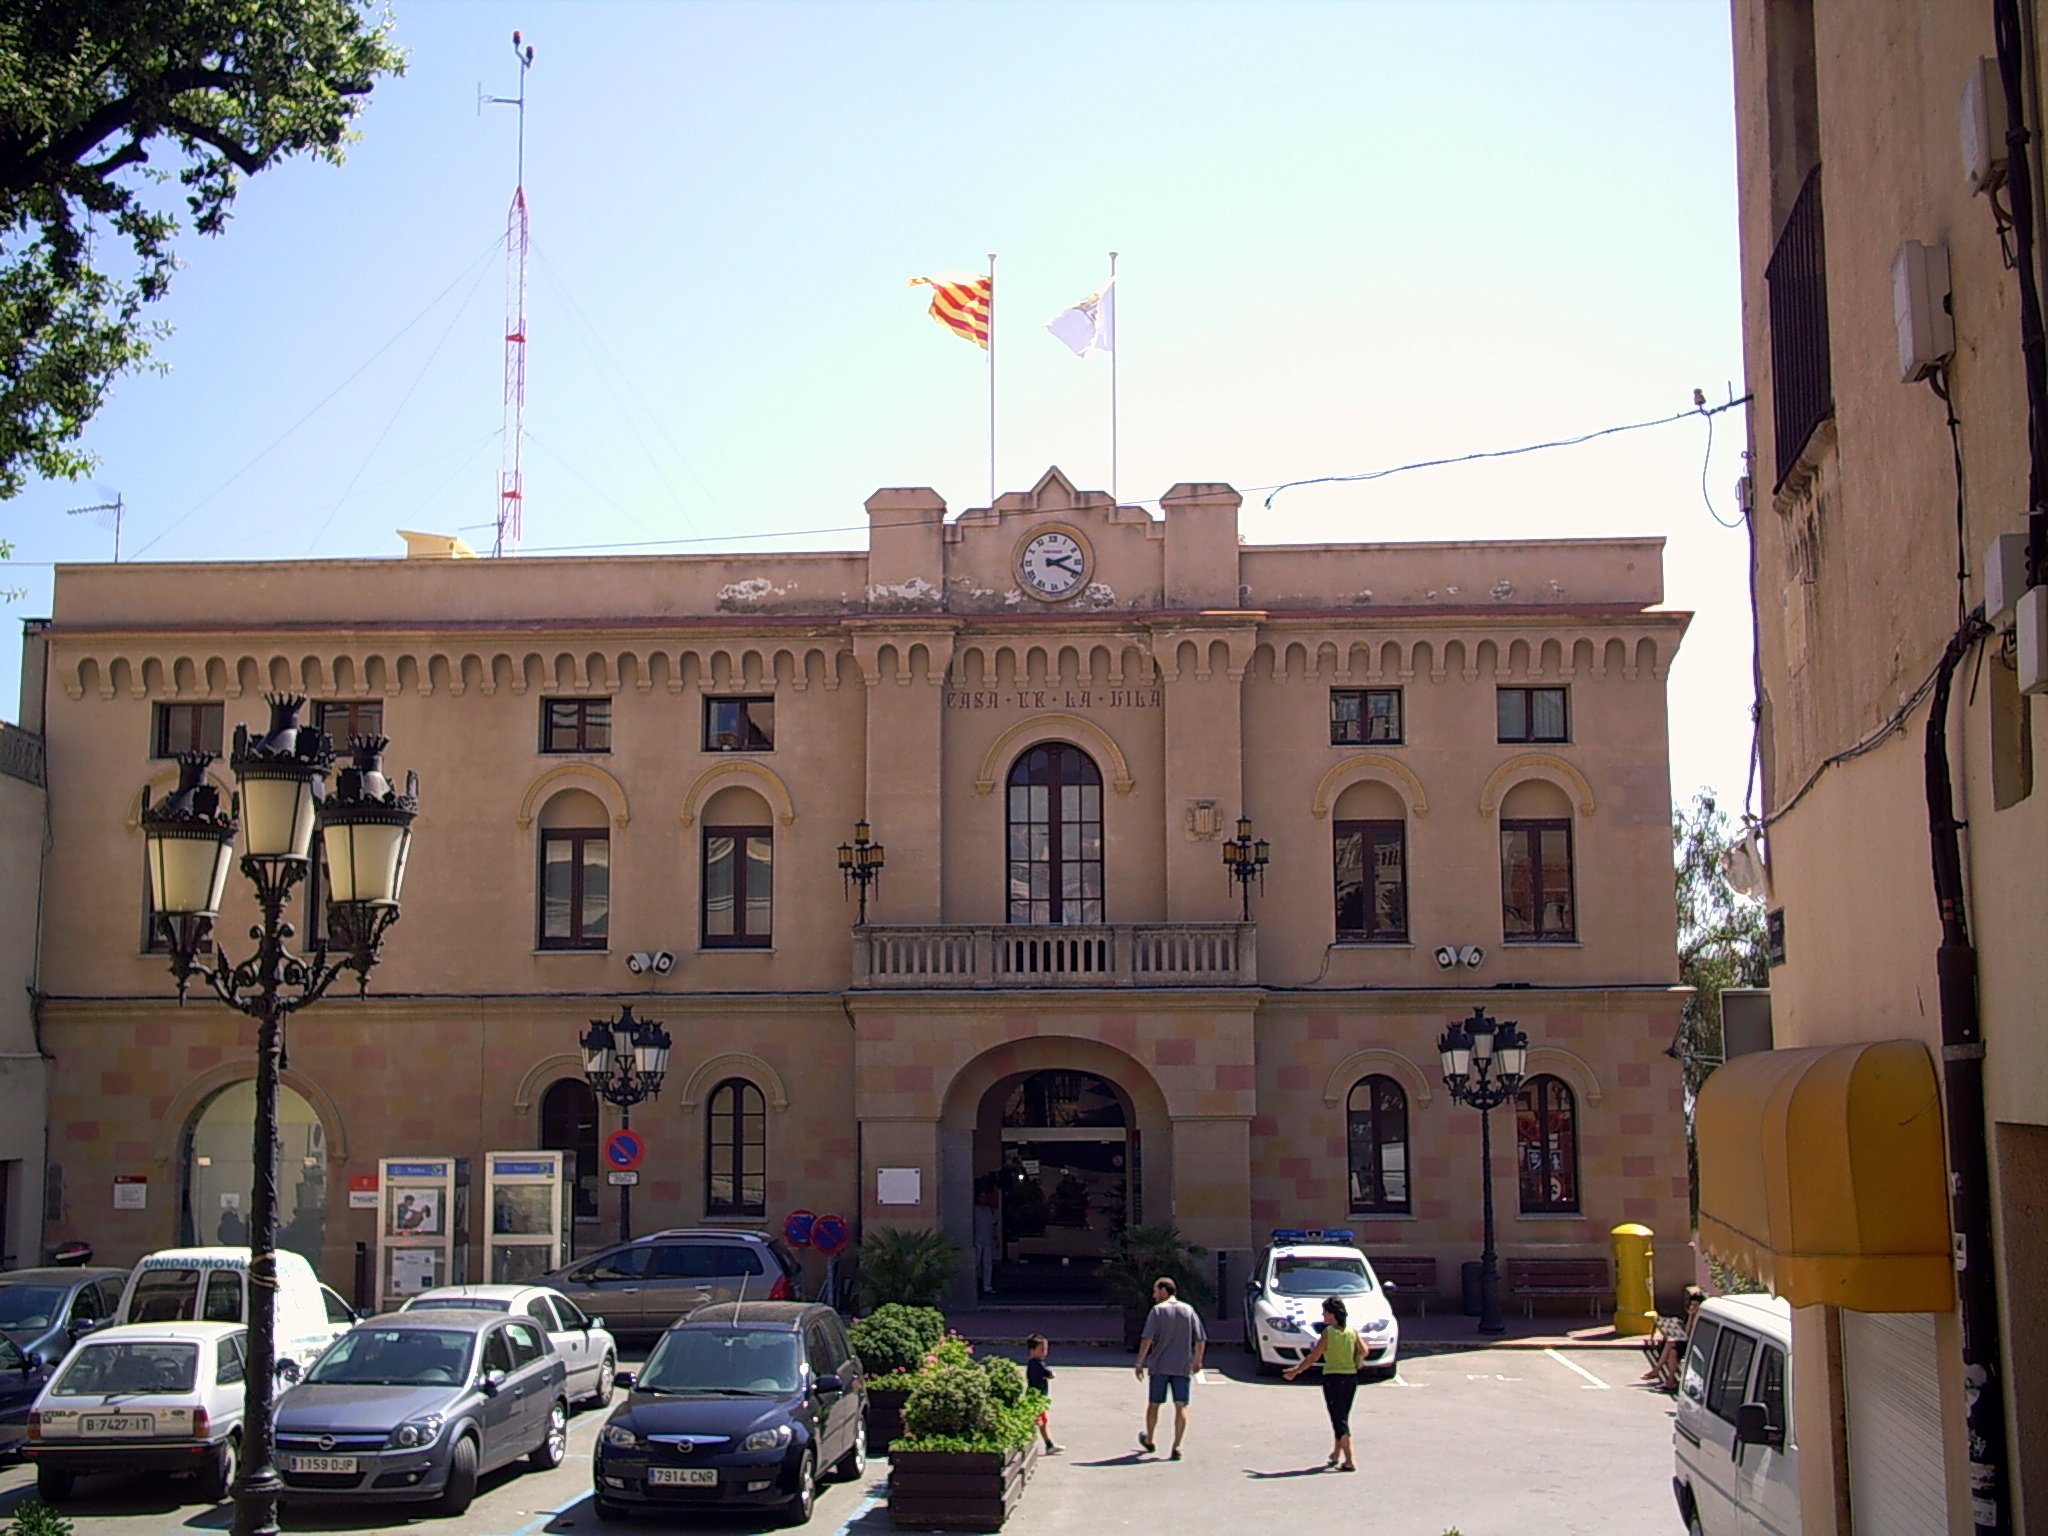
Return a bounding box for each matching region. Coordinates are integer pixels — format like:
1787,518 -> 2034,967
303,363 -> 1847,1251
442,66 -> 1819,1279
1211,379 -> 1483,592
591,1301 -> 866,1525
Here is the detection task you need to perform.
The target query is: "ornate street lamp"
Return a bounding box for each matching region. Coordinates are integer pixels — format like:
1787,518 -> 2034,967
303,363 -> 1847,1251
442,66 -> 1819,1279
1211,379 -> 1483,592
1436,1006 -> 1530,1336
138,697 -> 419,1536
581,1003 -> 672,1243
1221,815 -> 1270,920
837,819 -> 886,924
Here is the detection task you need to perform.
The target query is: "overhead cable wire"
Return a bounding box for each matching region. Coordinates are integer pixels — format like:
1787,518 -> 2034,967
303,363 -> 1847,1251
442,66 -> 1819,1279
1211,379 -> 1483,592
303,251 -> 499,554
1260,393 -> 1754,510
127,234 -> 507,561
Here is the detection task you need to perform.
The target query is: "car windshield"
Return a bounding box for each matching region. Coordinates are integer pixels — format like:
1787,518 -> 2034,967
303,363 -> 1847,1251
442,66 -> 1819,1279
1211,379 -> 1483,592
0,1285 -> 68,1330
1272,1255 -> 1374,1296
638,1330 -> 802,1394
306,1328 -> 475,1387
53,1341 -> 199,1396
408,1297 -> 511,1313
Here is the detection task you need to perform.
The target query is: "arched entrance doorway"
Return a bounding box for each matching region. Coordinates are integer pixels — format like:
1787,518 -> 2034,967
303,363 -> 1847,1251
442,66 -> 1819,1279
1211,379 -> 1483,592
982,1070 -> 1132,1299
179,1080 -> 329,1263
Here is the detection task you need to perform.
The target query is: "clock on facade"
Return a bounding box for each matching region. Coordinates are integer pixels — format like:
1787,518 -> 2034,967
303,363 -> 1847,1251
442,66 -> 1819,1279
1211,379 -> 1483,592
1017,529 -> 1089,599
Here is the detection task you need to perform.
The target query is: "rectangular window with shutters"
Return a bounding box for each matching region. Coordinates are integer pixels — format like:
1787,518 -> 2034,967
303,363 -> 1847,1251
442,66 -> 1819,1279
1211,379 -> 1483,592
703,826 -> 772,948
1496,686 -> 1569,743
153,702 -> 223,758
704,696 -> 775,752
541,698 -> 611,754
1329,688 -> 1403,745
316,700 -> 384,745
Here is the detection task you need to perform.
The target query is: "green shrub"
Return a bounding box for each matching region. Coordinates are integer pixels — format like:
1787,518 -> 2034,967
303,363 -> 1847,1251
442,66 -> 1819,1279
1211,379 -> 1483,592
930,1333 -> 973,1370
6,1503 -> 76,1536
1101,1221 -> 1217,1314
979,1353 -> 1027,1408
854,1227 -> 962,1309
902,1360 -> 996,1440
847,1310 -> 925,1378
897,1304 -> 947,1352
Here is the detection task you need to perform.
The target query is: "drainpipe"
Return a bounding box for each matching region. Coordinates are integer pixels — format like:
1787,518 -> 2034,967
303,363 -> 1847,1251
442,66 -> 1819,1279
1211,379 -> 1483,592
1924,614 -> 2008,1536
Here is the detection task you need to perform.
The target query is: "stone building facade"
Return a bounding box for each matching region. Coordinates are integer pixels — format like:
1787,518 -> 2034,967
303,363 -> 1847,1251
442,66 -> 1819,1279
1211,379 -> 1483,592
24,468 -> 1690,1310
1704,4 -> 2048,1531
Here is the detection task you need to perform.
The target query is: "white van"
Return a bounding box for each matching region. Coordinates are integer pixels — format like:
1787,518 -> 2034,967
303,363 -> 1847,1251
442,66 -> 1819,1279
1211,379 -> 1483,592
1672,1293 -> 1799,1534
115,1248 -> 356,1375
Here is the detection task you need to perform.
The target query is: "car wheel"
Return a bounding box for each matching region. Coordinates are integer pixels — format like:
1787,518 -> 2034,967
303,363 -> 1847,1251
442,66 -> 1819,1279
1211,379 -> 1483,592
780,1449 -> 816,1526
1251,1339 -> 1281,1377
438,1435 -> 479,1516
198,1431 -> 240,1504
36,1464 -> 74,1503
1687,1510 -> 1707,1536
531,1399 -> 569,1471
833,1415 -> 867,1481
585,1352 -> 616,1409
593,1491 -> 631,1522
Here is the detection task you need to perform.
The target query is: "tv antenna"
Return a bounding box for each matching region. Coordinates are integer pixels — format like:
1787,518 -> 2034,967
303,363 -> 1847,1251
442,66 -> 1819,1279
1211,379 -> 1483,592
66,493 -> 125,562
480,31 -> 535,557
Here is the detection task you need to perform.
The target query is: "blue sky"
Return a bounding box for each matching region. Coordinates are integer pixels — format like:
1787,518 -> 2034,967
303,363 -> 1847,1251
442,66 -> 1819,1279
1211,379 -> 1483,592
5,0 -> 1752,814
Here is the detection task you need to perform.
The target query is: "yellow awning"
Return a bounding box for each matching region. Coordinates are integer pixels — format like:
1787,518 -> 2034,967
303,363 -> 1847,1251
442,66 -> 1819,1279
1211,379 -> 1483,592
1696,1040 -> 1953,1312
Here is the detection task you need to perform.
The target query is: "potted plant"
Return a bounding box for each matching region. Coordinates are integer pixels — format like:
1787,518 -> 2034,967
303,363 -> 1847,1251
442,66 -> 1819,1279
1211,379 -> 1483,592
854,1226 -> 962,1310
847,1303 -> 947,1451
888,1346 -> 1046,1531
1102,1221 -> 1217,1351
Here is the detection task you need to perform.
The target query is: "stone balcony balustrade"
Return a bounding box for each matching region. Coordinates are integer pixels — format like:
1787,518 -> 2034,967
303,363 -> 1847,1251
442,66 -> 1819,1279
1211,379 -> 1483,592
850,923 -> 1256,989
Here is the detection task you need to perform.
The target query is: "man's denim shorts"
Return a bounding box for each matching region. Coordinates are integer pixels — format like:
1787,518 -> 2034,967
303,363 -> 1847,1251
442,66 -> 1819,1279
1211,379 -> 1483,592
1146,1371 -> 1192,1406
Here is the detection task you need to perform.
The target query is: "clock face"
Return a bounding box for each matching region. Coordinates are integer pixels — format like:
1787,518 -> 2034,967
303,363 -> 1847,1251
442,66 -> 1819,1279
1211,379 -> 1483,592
1018,530 -> 1087,599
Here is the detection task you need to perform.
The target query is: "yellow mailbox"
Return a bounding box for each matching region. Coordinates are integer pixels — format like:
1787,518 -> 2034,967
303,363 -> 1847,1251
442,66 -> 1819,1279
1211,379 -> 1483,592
1611,1222 -> 1656,1336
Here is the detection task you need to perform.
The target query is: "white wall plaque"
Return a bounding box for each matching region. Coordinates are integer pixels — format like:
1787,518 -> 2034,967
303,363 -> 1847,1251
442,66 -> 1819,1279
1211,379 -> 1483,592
876,1167 -> 922,1206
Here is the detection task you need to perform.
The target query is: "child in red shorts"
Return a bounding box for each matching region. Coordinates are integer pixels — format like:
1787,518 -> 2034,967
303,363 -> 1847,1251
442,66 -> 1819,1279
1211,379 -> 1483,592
1026,1334 -> 1060,1452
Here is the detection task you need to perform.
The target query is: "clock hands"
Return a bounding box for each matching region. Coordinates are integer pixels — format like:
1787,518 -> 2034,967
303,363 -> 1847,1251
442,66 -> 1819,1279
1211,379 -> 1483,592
1039,554 -> 1082,573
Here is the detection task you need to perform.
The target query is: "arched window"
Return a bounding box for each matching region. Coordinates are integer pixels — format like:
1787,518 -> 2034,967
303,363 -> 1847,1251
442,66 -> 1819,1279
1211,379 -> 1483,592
537,788 -> 610,950
1499,780 -> 1575,943
706,1079 -> 766,1217
180,1080 -> 327,1262
539,1078 -> 600,1224
1515,1074 -> 1579,1213
1346,1075 -> 1410,1214
1332,780 -> 1408,943
1006,742 -> 1103,925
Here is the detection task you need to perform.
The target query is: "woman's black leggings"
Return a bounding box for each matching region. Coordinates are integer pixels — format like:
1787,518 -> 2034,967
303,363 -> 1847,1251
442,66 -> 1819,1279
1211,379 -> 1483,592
1320,1374 -> 1359,1436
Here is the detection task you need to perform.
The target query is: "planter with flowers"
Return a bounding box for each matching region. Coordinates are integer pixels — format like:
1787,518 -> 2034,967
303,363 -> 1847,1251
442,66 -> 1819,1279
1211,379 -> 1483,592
846,1302 -> 947,1452
887,1338 -> 1046,1532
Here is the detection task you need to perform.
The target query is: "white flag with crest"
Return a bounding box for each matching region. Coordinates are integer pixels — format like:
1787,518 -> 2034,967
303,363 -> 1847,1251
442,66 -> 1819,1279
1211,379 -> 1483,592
1045,278 -> 1116,356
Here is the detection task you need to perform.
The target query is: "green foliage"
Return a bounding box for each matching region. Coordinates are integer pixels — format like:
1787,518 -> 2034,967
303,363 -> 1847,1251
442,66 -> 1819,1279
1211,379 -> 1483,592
901,1360 -> 995,1440
6,1501 -> 76,1536
930,1333 -> 973,1369
854,1226 -> 962,1310
847,1310 -> 925,1379
1101,1221 -> 1217,1314
895,1376 -> 1047,1454
1672,791 -> 1771,1221
1707,1257 -> 1769,1295
978,1353 -> 1027,1409
0,0 -> 406,498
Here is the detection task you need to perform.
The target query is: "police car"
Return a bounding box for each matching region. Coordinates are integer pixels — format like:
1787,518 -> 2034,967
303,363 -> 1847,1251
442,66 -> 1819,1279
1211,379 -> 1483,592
1242,1229 -> 1399,1378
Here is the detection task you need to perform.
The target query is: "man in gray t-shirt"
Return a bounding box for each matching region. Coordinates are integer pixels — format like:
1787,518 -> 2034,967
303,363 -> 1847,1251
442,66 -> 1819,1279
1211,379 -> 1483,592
1134,1277 -> 1206,1459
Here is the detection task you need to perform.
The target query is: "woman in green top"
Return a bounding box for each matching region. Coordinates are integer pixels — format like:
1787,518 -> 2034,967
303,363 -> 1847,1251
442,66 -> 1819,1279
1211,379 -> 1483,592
1283,1296 -> 1361,1470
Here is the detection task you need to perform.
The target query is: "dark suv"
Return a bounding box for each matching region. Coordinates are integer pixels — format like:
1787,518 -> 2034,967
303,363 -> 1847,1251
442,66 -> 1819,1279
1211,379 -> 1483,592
592,1301 -> 866,1525
540,1230 -> 802,1339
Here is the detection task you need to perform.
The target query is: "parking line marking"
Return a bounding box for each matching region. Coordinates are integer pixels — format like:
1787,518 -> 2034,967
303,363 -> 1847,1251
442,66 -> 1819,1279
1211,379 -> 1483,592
832,1491 -> 884,1533
1544,1347 -> 1612,1389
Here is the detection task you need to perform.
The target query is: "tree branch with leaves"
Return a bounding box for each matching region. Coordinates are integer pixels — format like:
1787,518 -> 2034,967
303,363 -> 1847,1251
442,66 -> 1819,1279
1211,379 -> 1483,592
0,0 -> 405,500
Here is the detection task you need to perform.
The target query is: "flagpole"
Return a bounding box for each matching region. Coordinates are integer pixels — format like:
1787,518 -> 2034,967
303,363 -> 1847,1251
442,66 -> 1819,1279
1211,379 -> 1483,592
1108,250 -> 1119,505
987,252 -> 998,504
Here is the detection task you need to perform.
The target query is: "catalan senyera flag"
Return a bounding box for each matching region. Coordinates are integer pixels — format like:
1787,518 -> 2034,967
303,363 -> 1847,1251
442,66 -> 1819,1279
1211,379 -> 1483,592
909,273 -> 993,349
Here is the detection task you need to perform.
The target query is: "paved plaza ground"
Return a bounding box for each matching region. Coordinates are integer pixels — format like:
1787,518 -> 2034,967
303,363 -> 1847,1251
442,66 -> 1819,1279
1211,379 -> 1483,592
0,1332 -> 1683,1536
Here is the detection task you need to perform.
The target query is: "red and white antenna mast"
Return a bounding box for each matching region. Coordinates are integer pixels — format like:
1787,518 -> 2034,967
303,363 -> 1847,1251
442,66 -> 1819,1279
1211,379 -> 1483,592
482,32 -> 535,556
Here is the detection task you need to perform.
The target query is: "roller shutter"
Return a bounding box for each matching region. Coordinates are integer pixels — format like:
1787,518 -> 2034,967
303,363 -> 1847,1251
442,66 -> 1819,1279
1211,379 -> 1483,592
1840,1310 -> 1949,1534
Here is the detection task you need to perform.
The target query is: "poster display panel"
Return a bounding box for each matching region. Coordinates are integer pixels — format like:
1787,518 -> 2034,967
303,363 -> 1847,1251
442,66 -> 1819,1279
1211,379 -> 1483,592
484,1151 -> 572,1283
375,1157 -> 469,1311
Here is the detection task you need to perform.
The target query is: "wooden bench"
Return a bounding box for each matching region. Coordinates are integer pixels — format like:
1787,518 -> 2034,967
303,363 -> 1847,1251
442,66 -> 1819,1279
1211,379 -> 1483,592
1505,1256 -> 1613,1317
1372,1256 -> 1439,1316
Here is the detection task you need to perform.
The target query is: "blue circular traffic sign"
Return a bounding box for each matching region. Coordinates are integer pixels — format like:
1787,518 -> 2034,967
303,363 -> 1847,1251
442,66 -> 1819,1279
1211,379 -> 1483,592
604,1129 -> 646,1172
812,1213 -> 850,1256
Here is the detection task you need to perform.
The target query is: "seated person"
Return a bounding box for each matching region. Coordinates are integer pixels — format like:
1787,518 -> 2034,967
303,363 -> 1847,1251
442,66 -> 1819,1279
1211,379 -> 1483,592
1644,1286 -> 1707,1391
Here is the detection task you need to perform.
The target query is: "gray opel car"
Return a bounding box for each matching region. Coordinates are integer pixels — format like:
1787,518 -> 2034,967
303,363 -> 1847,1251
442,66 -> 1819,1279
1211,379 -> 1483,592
272,1310 -> 568,1516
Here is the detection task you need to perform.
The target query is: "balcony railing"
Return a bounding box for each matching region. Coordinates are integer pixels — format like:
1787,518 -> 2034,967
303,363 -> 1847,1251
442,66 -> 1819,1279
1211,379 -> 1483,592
852,923 -> 1256,989
1767,165 -> 1833,489
0,722 -> 44,788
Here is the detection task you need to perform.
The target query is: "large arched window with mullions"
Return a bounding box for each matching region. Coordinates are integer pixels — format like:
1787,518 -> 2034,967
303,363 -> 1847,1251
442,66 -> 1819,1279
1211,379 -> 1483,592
1345,1075 -> 1410,1215
1006,742 -> 1104,924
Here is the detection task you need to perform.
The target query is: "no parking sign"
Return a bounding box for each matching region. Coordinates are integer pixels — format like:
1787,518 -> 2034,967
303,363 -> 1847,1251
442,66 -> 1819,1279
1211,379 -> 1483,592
783,1209 -> 817,1248
812,1213 -> 850,1256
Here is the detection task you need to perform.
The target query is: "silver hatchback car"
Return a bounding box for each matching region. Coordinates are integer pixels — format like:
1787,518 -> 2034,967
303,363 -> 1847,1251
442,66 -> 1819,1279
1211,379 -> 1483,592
273,1311 -> 568,1516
